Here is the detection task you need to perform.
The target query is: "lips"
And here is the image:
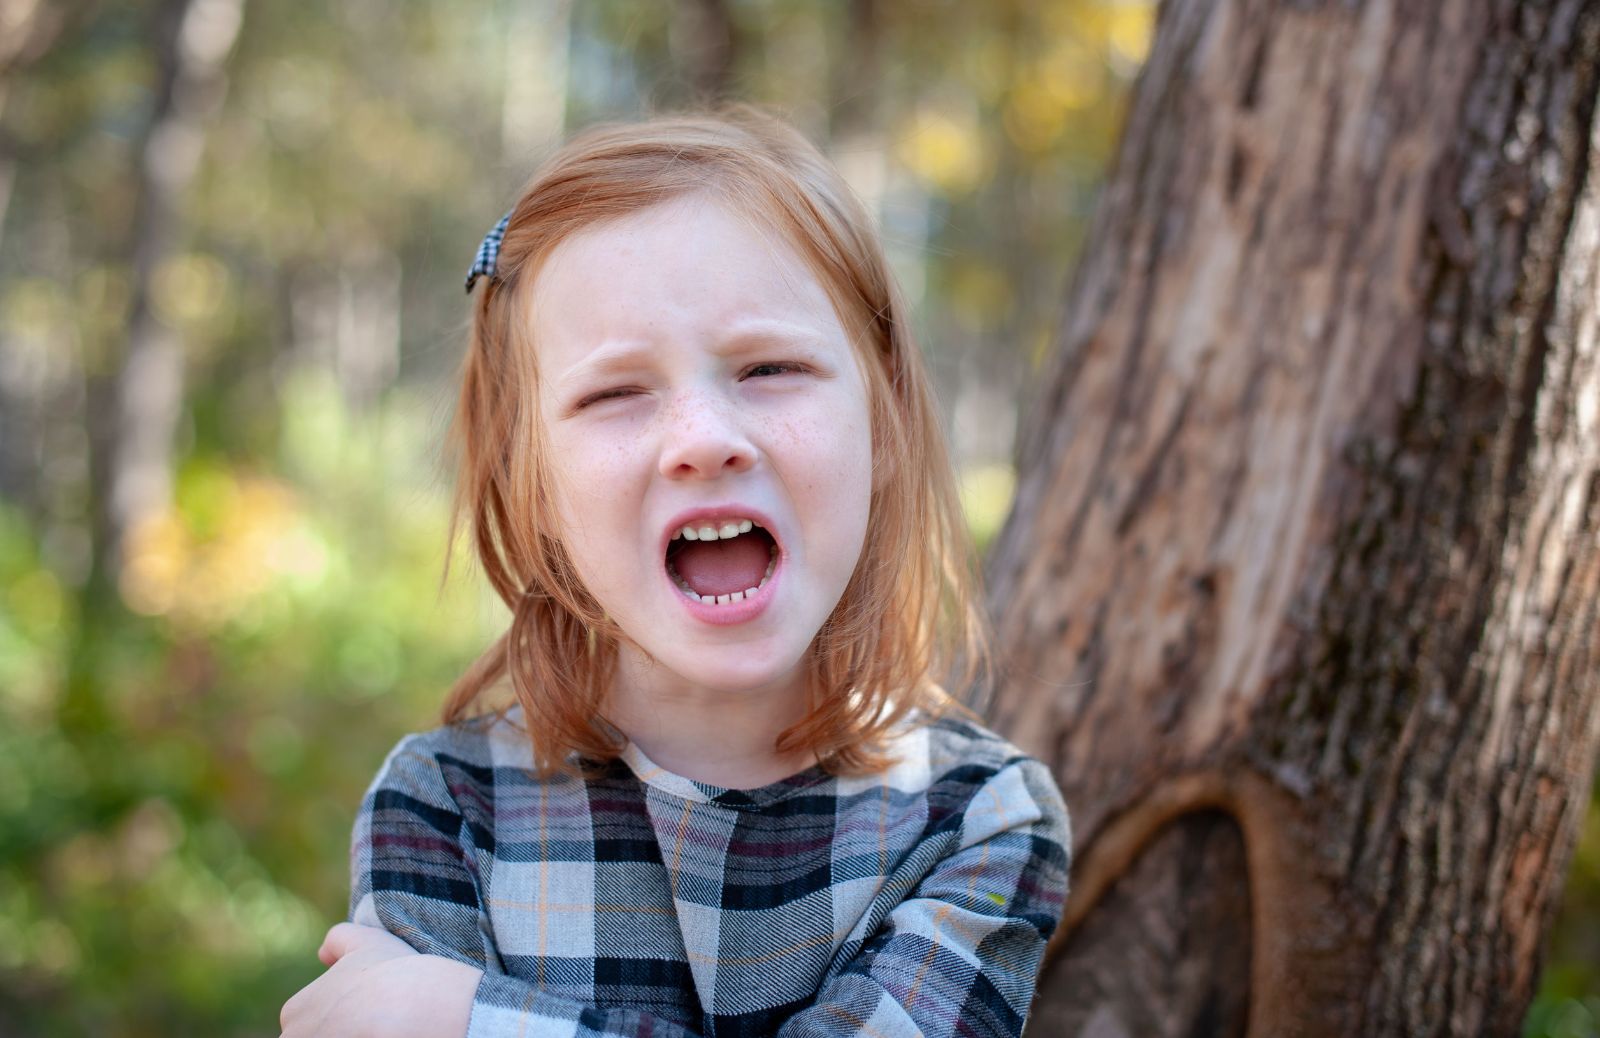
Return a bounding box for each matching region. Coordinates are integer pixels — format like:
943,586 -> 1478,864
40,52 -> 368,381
655,503 -> 787,624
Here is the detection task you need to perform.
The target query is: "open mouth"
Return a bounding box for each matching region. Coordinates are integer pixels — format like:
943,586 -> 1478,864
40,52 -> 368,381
664,518 -> 779,605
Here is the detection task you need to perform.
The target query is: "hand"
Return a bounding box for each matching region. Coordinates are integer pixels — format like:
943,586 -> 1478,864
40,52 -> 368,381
279,922 -> 482,1038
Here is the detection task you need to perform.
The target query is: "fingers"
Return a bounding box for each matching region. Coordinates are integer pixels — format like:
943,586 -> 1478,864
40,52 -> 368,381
317,922 -> 363,966
317,921 -> 416,968
288,924 -> 395,1037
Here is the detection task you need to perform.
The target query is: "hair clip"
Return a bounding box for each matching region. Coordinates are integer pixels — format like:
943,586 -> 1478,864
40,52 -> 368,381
464,210 -> 513,293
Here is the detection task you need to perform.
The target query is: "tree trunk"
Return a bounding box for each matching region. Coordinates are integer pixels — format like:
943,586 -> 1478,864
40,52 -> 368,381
86,0 -> 242,587
984,2 -> 1600,1035
670,0 -> 736,104
0,0 -> 87,514
0,0 -> 80,254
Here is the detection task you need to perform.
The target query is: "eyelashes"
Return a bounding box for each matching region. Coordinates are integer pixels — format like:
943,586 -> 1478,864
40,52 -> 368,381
575,361 -> 809,410
742,361 -> 805,379
578,387 -> 638,407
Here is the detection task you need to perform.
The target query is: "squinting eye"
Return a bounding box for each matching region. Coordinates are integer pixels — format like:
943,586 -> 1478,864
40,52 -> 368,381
577,363 -> 805,410
578,388 -> 637,409
743,362 -> 806,379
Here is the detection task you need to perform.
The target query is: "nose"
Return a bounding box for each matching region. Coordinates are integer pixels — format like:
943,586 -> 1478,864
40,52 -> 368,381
656,392 -> 757,480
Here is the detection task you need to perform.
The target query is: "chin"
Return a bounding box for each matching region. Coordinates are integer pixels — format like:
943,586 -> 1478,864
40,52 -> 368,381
664,650 -> 803,695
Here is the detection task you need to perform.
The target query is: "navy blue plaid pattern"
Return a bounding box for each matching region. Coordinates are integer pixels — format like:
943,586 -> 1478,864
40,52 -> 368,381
349,706 -> 1071,1038
464,210 -> 513,293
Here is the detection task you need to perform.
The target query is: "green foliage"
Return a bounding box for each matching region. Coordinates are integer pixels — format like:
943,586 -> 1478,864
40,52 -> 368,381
0,379 -> 502,1034
1526,988 -> 1600,1038
2,0 -> 1594,1033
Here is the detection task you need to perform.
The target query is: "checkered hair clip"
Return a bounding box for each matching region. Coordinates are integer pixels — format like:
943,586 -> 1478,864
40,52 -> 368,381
464,210 -> 513,293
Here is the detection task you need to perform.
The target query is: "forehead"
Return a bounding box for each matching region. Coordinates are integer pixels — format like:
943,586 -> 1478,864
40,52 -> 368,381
524,194 -> 853,373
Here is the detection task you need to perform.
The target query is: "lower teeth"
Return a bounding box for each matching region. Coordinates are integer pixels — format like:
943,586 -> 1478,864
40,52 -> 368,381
670,549 -> 777,604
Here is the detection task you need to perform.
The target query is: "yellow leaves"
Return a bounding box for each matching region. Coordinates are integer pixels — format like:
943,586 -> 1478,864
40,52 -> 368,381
1038,0 -> 1154,70
1004,41 -> 1102,155
898,105 -> 991,195
959,462 -> 1017,553
1002,0 -> 1154,153
120,467 -> 331,627
120,512 -> 184,618
1005,78 -> 1072,155
1103,3 -> 1155,69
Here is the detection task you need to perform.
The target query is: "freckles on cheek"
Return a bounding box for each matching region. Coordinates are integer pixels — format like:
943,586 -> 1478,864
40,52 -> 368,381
549,435 -> 645,539
770,405 -> 865,462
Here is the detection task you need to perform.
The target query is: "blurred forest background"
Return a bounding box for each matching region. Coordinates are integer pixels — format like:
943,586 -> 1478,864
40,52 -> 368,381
0,0 -> 1593,1035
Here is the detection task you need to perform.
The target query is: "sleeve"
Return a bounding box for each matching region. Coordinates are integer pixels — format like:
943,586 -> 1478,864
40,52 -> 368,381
350,735 -> 1069,1038
347,732 -> 706,1038
773,756 -> 1071,1038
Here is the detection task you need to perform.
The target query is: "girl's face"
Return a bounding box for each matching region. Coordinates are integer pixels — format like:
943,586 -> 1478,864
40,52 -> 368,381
527,194 -> 874,699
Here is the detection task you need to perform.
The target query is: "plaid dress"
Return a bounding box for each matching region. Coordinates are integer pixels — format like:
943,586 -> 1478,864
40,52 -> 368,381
348,705 -> 1071,1038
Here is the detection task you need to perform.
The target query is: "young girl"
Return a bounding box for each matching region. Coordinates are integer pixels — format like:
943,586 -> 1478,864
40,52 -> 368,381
279,104 -> 1070,1038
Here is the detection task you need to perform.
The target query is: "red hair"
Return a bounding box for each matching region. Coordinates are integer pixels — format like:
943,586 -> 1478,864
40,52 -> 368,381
441,103 -> 988,778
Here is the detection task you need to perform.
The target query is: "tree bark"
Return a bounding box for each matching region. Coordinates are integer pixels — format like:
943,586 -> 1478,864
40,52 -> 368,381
984,2 -> 1600,1035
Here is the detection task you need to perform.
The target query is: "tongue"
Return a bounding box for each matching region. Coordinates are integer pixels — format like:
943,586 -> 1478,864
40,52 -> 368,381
671,534 -> 770,596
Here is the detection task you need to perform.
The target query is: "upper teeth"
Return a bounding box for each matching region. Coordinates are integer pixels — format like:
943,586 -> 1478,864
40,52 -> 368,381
674,518 -> 757,541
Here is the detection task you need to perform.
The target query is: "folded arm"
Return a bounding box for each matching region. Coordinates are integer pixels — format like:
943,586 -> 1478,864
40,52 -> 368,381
774,756 -> 1070,1038
342,734 -> 704,1038
342,734 -> 1069,1038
